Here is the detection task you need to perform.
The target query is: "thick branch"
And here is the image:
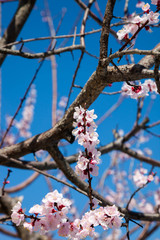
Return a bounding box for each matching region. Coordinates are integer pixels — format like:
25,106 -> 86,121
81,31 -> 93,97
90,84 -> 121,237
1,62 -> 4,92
99,0 -> 116,59
0,0 -> 36,66
46,145 -> 160,222
0,65 -> 159,159
0,195 -> 48,240
138,43 -> 160,69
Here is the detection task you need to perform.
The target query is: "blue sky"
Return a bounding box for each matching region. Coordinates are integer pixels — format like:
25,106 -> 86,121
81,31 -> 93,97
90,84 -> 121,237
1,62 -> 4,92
0,0 -> 160,239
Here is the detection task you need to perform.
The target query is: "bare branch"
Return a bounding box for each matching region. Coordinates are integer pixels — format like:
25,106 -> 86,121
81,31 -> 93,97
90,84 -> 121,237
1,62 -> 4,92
0,0 -> 36,66
99,0 -> 116,60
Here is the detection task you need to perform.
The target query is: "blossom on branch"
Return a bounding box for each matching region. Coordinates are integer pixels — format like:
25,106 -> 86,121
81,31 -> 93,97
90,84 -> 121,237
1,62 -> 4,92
133,167 -> 154,188
121,79 -> 157,99
117,2 -> 160,40
72,106 -> 101,180
11,190 -> 123,238
11,201 -> 25,226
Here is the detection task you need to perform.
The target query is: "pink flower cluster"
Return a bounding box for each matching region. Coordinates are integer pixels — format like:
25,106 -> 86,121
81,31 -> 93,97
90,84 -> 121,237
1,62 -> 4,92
72,106 -> 101,180
56,96 -> 68,121
117,1 -> 160,40
11,190 -> 72,234
133,167 -> 154,188
11,201 -> 25,226
14,84 -> 37,138
121,79 -> 157,99
11,191 -> 122,239
61,205 -> 122,239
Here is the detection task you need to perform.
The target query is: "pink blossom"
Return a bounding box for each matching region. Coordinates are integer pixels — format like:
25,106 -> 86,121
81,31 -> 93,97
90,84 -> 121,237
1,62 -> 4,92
89,163 -> 99,176
151,0 -> 160,6
11,201 -> 24,226
136,1 -> 145,8
77,154 -> 89,170
117,27 -> 129,40
29,204 -> 43,215
23,222 -> 33,232
144,79 -> 158,92
122,82 -> 149,99
148,11 -> 159,24
142,3 -> 150,13
58,221 -> 70,237
58,96 -> 68,108
14,85 -> 37,138
133,167 -> 154,188
147,174 -> 154,182
73,106 -> 101,179
138,199 -> 154,213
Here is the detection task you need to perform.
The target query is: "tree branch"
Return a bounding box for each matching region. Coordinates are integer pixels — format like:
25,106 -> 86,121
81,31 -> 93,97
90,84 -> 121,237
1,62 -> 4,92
0,0 -> 36,66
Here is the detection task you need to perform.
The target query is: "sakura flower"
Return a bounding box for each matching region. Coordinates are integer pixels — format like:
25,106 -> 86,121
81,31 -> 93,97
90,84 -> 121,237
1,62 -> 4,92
23,222 -> 33,232
138,199 -> 154,213
29,204 -> 43,215
121,82 -> 149,99
73,106 -> 85,120
77,154 -> 89,170
133,167 -> 154,188
117,27 -> 129,40
58,221 -> 70,237
144,79 -> 158,92
148,11 -> 159,24
58,96 -> 68,108
14,84 -> 37,138
11,201 -> 24,226
131,15 -> 143,26
136,1 -> 145,8
151,0 -> 160,6
88,163 -> 99,176
73,106 -> 101,179
142,3 -> 150,13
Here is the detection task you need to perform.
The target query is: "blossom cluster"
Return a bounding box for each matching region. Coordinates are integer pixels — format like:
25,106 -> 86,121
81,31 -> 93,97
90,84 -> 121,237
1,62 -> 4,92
56,96 -> 68,121
11,190 -> 72,233
11,190 -> 122,239
133,167 -> 154,188
117,1 -> 160,40
4,85 -> 36,146
121,79 -> 157,99
14,85 -> 37,138
72,106 -> 101,180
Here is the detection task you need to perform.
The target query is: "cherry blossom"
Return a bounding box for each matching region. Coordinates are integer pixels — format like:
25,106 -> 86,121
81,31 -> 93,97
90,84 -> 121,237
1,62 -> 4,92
13,84 -> 37,138
136,1 -> 145,8
142,3 -> 150,13
144,79 -> 158,92
56,96 -> 68,121
117,2 -> 160,40
121,79 -> 157,99
133,167 -> 154,188
11,201 -> 25,226
72,106 -> 101,179
121,82 -> 149,99
11,190 -> 123,239
151,0 -> 160,7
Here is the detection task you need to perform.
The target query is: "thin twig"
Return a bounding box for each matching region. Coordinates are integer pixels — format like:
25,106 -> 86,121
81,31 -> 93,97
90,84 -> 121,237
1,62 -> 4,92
1,169 -> 12,196
2,28 -> 102,49
65,51 -> 84,111
126,167 -> 154,210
